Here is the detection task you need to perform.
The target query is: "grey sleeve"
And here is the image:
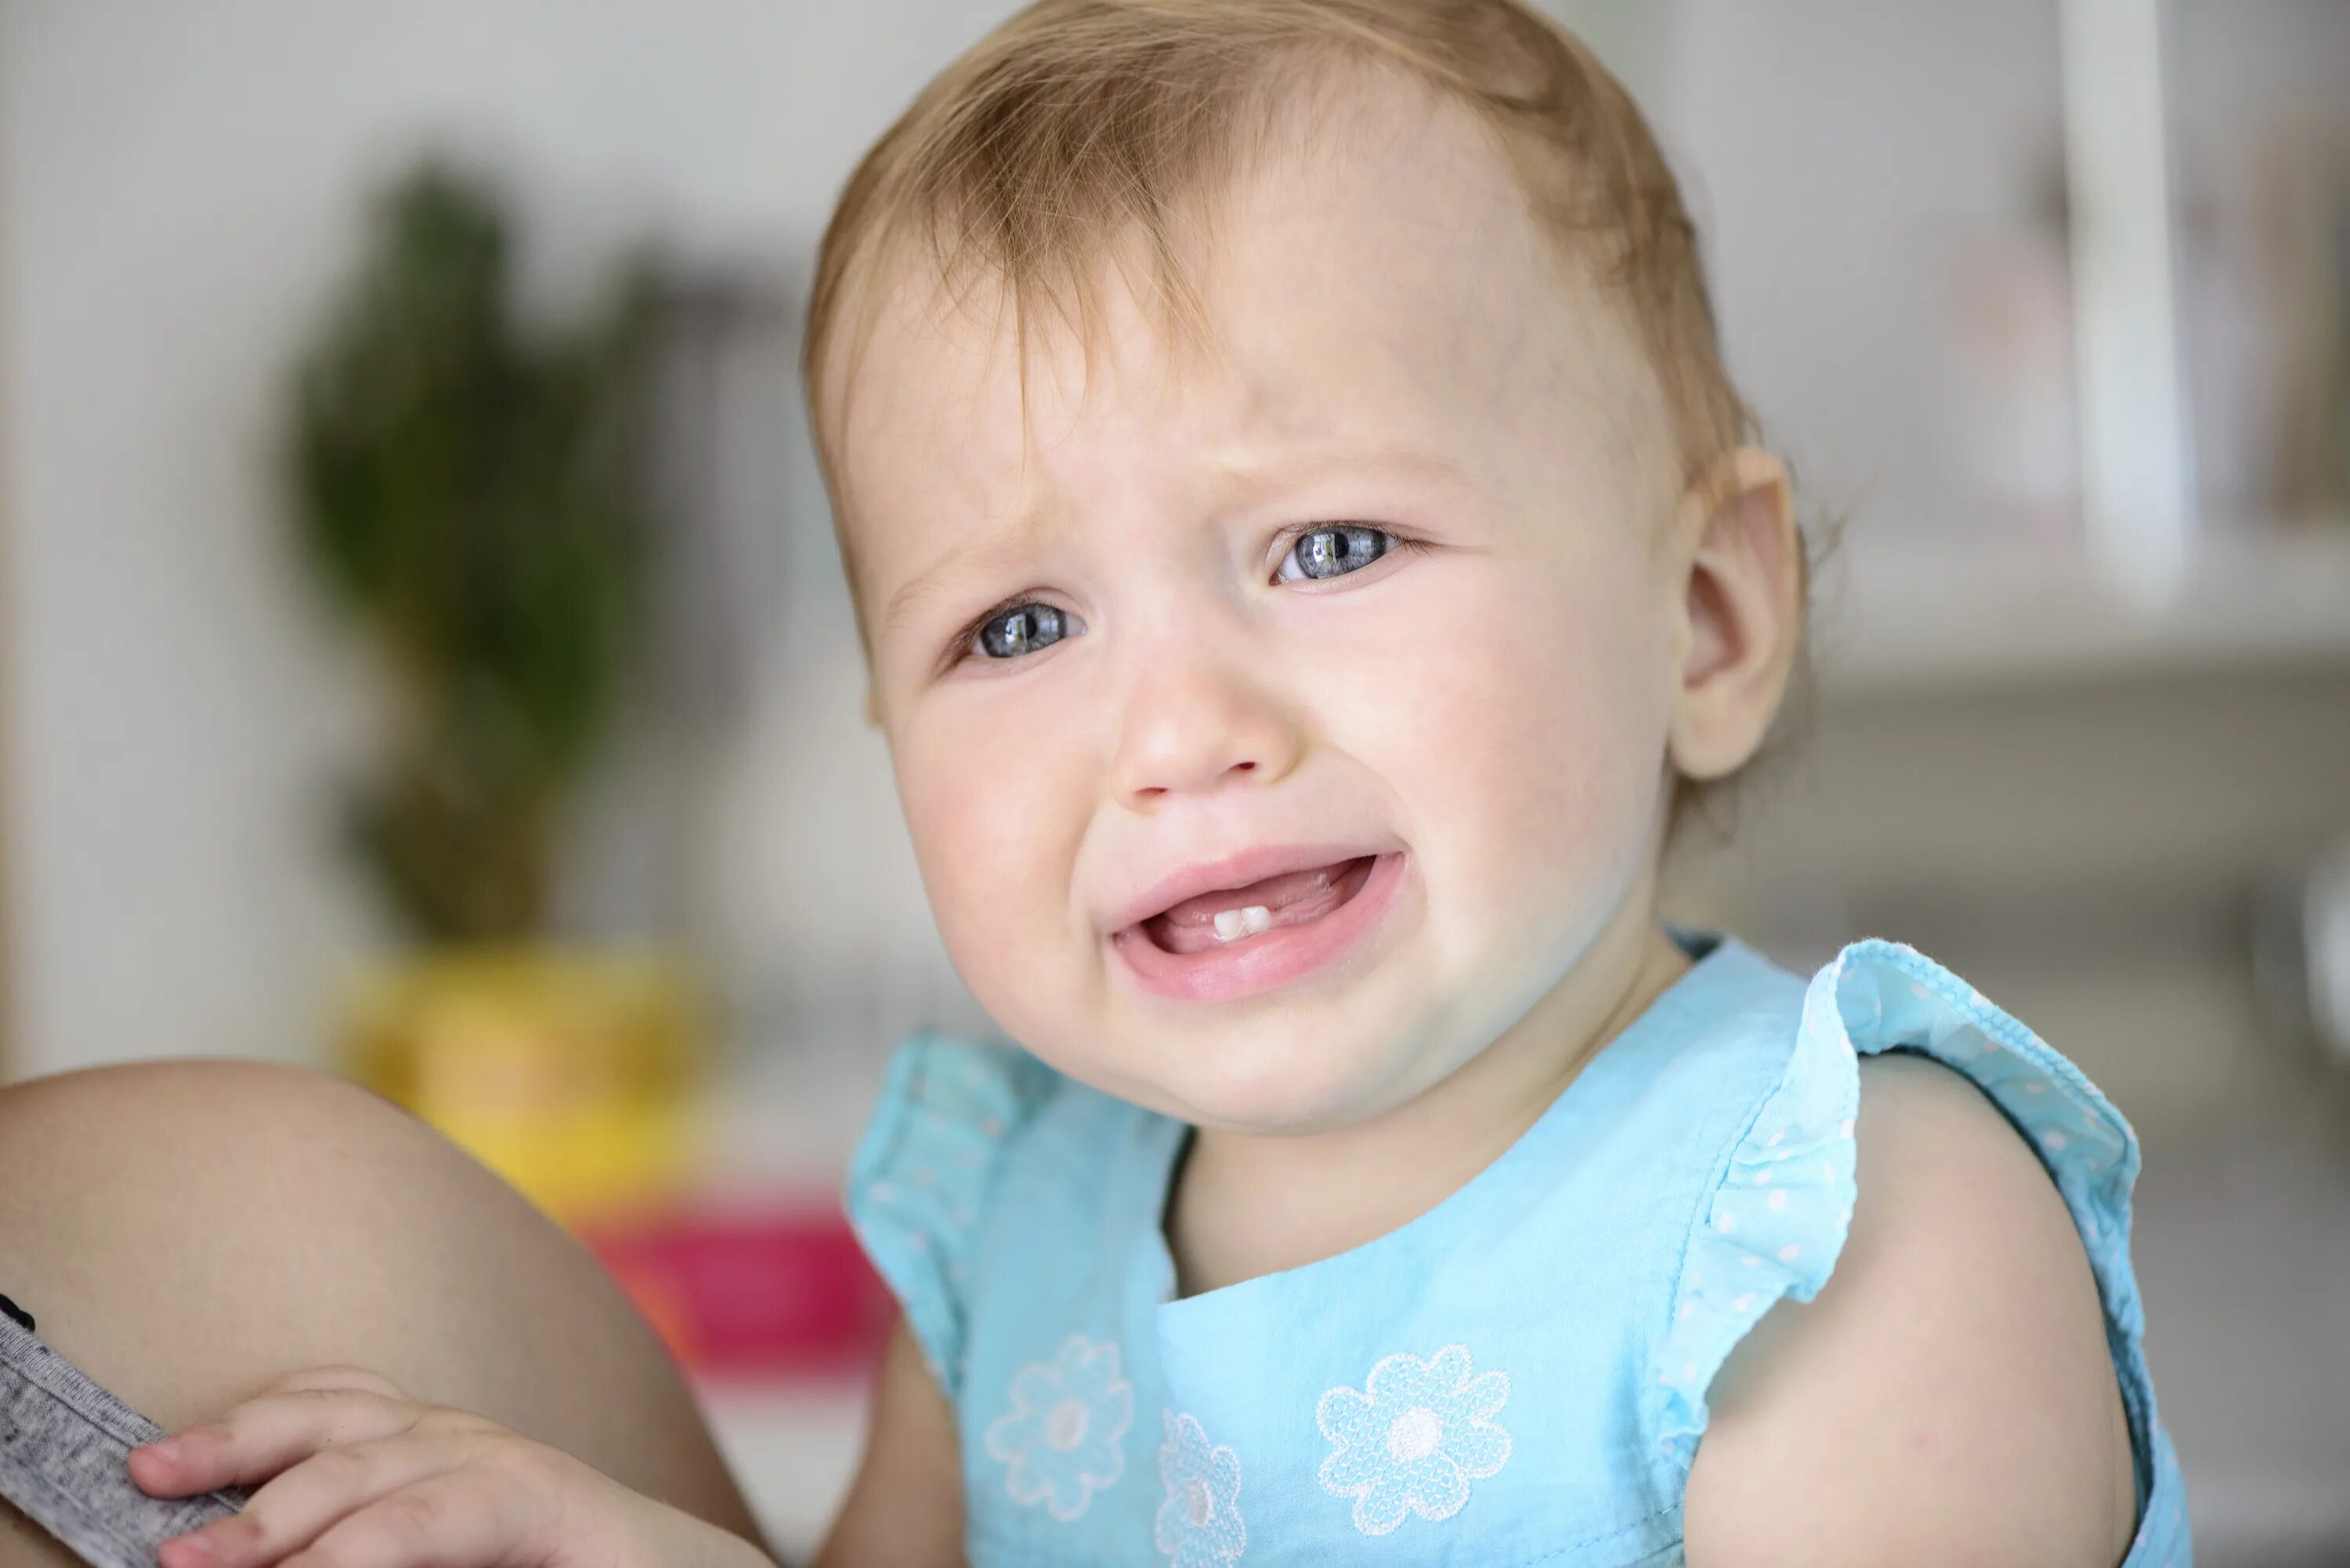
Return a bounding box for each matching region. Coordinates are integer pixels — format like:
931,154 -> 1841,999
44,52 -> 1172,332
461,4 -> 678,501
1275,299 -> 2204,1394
1,1304 -> 246,1568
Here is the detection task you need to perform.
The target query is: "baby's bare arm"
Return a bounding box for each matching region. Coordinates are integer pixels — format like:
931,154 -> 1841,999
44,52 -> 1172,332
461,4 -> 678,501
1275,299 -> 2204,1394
1683,1053 -> 2136,1567
815,1319 -> 965,1568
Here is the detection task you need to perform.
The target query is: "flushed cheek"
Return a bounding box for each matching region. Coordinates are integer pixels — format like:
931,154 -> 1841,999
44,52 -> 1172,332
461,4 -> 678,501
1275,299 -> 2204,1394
1355,582 -> 1664,963
896,713 -> 1099,1038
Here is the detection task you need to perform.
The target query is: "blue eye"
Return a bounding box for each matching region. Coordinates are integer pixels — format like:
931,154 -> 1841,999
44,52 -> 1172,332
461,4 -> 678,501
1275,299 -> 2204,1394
1278,525 -> 1396,583
974,602 -> 1082,659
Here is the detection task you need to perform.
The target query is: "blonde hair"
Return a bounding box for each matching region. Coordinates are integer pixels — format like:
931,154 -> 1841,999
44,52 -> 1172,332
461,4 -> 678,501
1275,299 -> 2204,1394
804,0 -> 1755,510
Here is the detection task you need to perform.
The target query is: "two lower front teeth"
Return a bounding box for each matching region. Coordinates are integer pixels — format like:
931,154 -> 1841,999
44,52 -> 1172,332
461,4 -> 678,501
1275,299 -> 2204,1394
1211,905 -> 1274,942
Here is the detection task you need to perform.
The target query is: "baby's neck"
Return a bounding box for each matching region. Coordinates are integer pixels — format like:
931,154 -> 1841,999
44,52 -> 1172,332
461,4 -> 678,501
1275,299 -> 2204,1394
1164,910 -> 1692,1297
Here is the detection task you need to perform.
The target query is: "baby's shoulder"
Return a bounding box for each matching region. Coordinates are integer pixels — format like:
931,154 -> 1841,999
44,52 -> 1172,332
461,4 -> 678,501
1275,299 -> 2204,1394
1682,1049 -> 2138,1567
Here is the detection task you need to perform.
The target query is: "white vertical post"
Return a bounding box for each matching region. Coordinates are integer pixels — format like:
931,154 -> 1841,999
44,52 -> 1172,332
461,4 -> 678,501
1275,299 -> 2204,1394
2060,0 -> 2193,604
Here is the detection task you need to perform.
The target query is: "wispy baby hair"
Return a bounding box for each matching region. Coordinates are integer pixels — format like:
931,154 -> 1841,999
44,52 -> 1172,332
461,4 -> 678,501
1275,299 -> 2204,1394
803,0 -> 1757,561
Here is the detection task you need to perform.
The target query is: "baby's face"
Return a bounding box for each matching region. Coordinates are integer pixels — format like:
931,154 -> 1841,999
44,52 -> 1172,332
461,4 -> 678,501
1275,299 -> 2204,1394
835,88 -> 1689,1133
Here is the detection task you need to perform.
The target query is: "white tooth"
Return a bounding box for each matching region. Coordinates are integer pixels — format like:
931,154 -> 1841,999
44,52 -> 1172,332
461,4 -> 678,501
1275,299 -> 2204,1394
1210,905 -> 1274,943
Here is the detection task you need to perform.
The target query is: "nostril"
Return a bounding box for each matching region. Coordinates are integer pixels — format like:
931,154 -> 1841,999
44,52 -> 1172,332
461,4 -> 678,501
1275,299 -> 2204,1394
1230,761 -> 1256,774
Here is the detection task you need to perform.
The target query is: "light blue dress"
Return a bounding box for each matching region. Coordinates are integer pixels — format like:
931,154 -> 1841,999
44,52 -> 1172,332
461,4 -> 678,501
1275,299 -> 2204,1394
846,936 -> 2191,1566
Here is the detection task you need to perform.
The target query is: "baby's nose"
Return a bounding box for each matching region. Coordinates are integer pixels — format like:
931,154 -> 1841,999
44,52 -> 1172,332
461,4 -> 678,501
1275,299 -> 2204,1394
1108,661 -> 1303,807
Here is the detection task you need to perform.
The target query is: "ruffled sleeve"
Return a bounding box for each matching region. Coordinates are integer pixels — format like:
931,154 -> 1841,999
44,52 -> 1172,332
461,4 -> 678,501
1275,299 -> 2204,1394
1649,948 -> 1861,1467
844,1032 -> 1056,1400
1650,938 -> 2154,1486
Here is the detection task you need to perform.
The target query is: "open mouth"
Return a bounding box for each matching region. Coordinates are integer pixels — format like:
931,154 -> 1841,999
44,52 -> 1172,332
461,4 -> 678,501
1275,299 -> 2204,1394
1110,851 -> 1408,1003
1136,856 -> 1379,953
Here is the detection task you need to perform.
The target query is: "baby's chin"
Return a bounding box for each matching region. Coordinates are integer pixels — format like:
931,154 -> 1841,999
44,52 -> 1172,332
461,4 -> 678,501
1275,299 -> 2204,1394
1037,1006 -> 1455,1136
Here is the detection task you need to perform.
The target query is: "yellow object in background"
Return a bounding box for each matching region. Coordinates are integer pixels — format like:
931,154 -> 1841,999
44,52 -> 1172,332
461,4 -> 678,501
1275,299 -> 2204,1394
339,947 -> 703,1223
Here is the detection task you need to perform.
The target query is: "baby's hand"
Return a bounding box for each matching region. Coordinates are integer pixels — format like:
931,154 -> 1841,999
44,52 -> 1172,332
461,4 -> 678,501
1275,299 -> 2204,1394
128,1364 -> 768,1568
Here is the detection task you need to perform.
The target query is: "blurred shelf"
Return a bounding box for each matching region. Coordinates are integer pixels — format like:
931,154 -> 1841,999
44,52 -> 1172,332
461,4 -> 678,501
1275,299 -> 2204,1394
1815,526 -> 2350,699
2130,1135 -> 2350,1565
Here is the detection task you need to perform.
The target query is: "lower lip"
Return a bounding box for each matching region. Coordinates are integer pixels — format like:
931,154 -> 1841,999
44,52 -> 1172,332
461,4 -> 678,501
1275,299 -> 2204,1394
1108,852 -> 1410,1003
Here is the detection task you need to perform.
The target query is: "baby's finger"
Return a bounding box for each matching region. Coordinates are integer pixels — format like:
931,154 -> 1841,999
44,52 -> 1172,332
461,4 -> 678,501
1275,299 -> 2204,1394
131,1388 -> 419,1498
156,1433 -> 465,1568
282,1464 -> 559,1568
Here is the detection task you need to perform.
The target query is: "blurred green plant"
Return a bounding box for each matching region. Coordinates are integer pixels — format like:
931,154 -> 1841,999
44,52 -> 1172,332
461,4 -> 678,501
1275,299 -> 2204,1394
287,163 -> 663,944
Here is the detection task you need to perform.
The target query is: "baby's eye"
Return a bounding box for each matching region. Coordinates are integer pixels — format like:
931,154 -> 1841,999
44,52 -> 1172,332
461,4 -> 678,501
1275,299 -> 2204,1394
974,602 -> 1083,659
1276,525 -> 1397,583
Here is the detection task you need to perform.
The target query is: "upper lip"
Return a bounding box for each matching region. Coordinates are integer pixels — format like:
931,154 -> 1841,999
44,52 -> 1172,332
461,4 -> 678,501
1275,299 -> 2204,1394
1101,841 -> 1394,934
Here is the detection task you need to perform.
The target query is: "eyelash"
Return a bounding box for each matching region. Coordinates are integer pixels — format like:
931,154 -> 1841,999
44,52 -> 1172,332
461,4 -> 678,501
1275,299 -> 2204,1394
938,589 -> 1065,677
941,522 -> 1419,672
1266,521 -> 1419,584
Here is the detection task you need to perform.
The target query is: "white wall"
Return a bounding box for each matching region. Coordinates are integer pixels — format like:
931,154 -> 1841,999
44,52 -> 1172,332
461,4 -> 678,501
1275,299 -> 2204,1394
1669,0 -> 2073,540
0,0 -> 1038,1077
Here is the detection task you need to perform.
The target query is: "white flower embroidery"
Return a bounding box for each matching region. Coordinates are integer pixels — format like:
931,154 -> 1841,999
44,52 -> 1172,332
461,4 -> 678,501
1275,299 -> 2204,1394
1316,1344 -> 1511,1537
1155,1412 -> 1246,1566
983,1335 -> 1133,1521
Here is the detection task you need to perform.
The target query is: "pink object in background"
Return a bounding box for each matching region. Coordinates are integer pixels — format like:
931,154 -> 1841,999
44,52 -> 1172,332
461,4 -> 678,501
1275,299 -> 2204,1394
584,1198 -> 895,1386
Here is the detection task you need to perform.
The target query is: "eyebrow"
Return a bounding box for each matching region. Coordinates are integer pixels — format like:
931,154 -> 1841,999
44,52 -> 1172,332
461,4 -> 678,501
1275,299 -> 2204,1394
876,439 -> 1472,645
880,511 -> 1062,645
1211,439 -> 1471,503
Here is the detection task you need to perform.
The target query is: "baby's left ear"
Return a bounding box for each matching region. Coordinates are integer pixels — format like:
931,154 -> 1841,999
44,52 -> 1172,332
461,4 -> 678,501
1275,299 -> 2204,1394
1665,448 -> 1803,781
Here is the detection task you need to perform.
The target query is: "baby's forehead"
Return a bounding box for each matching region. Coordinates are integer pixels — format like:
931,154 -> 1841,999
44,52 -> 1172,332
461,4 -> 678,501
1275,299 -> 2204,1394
830,75 -> 1654,582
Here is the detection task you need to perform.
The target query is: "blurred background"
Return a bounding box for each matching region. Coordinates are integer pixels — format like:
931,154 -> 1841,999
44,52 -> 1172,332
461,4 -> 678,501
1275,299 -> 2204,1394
2,1 -> 2345,1560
